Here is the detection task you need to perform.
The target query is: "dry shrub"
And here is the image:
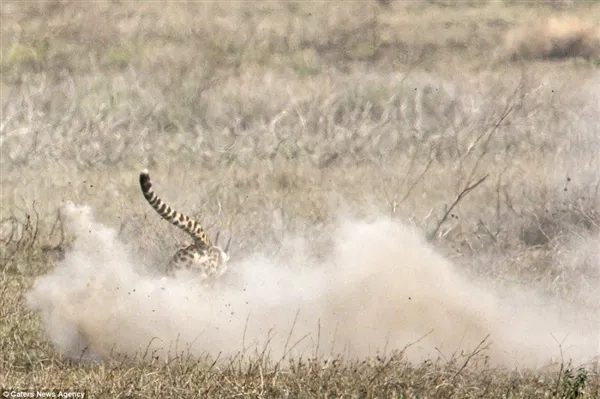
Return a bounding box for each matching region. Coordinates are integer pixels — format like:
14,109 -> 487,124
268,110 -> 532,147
504,15 -> 600,61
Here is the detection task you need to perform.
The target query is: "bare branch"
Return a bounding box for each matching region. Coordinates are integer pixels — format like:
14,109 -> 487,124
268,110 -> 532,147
429,174 -> 489,241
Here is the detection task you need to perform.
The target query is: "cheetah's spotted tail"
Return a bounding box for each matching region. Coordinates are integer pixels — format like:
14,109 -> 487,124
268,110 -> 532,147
139,170 -> 212,249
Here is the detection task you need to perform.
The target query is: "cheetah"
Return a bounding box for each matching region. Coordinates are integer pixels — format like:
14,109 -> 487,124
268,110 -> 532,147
139,170 -> 230,283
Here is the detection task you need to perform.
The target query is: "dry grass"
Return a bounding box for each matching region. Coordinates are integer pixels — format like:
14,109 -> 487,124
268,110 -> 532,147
2,0 -> 600,396
504,15 -> 600,61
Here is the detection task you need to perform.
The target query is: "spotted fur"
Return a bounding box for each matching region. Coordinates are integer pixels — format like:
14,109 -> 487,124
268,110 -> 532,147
139,169 -> 230,283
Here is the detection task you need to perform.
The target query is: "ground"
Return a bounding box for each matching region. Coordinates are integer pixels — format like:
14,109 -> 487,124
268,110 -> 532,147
1,0 -> 600,397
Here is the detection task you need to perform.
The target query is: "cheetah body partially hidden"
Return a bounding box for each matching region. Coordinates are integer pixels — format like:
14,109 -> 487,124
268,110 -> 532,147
139,170 -> 230,283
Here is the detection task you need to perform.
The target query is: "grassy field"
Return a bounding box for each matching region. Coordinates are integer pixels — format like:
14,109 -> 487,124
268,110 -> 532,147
2,0 -> 600,397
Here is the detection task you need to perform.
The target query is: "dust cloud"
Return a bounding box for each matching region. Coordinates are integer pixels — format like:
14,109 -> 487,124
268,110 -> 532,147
26,203 -> 600,368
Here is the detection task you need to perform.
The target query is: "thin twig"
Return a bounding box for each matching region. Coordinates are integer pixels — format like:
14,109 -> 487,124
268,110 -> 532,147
429,174 -> 489,241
